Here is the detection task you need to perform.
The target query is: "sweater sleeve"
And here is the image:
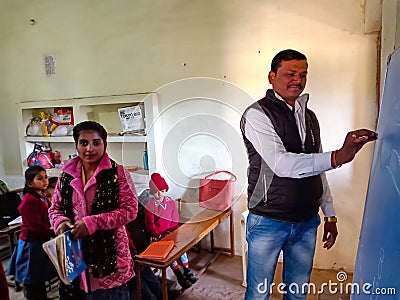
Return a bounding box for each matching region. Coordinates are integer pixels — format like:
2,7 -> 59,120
82,165 -> 138,235
20,196 -> 53,239
243,107 -> 333,178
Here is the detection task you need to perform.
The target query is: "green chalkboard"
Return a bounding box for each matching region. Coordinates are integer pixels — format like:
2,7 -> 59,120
352,48 -> 400,299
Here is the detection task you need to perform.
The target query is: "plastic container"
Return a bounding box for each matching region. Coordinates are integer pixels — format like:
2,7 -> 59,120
143,150 -> 149,170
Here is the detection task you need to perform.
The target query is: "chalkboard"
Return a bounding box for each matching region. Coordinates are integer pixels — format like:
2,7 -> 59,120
352,48 -> 400,298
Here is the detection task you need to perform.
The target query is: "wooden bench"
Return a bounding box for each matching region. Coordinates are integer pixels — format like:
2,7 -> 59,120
134,208 -> 234,300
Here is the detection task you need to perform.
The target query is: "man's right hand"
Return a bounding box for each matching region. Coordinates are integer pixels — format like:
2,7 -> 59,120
335,129 -> 378,166
55,220 -> 73,235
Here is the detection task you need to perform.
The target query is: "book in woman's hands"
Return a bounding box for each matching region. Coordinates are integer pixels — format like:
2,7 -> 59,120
42,231 -> 87,284
136,240 -> 175,260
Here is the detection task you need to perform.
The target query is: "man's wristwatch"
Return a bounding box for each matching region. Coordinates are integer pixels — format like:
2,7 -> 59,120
324,216 -> 337,223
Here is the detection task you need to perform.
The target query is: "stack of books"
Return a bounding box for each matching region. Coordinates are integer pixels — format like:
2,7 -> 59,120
42,231 -> 87,284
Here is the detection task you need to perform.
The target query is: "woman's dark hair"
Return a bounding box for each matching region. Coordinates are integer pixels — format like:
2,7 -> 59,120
73,121 -> 108,146
270,49 -> 307,73
24,165 -> 46,194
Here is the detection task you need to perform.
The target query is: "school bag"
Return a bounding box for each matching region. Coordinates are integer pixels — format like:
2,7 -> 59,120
126,189 -> 151,254
26,143 -> 55,169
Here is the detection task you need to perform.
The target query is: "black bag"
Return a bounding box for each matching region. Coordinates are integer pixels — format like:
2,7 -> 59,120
0,192 -> 22,229
126,189 -> 151,254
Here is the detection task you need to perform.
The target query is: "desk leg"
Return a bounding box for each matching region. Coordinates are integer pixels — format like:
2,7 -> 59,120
11,229 -> 20,254
230,211 -> 234,257
135,263 -> 142,300
9,237 -> 16,255
162,268 -> 168,300
210,231 -> 215,254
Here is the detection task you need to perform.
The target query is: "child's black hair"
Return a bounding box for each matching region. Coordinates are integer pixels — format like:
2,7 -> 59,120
24,165 -> 46,195
47,177 -> 58,189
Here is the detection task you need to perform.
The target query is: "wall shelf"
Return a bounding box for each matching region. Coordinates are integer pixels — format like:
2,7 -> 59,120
16,92 -> 158,177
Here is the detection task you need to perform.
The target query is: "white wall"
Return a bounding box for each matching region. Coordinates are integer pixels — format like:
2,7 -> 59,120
0,0 -> 379,271
381,0 -> 400,96
144,77 -> 253,255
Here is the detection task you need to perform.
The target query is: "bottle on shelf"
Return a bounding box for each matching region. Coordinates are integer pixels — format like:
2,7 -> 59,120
143,149 -> 149,171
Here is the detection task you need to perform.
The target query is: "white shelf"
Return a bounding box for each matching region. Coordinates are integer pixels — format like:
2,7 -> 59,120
46,168 -> 62,177
108,135 -> 147,143
25,136 -> 74,143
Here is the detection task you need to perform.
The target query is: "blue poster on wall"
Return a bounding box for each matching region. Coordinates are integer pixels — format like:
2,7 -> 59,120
352,48 -> 400,299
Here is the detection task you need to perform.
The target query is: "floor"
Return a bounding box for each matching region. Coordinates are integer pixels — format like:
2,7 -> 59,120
176,254 -> 353,300
4,252 -> 352,300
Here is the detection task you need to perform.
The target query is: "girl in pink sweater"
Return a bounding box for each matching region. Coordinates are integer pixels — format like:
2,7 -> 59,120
144,173 -> 198,290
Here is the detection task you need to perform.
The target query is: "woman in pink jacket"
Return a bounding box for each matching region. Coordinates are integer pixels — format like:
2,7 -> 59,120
49,121 -> 138,300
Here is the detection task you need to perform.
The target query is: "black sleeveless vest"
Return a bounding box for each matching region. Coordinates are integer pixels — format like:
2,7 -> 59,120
240,89 -> 323,222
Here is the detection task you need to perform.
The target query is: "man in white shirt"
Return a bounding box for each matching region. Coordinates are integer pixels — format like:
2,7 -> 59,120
240,49 -> 377,300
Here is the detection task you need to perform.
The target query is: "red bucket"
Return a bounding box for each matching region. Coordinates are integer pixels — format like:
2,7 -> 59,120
199,171 -> 237,211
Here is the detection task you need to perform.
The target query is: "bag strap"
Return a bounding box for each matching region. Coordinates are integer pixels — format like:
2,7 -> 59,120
205,170 -> 237,182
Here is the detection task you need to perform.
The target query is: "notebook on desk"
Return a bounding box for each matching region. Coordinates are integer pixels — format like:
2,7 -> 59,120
8,216 -> 22,226
136,240 -> 174,260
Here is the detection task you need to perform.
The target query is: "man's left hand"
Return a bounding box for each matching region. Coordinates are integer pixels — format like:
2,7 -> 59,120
322,221 -> 338,250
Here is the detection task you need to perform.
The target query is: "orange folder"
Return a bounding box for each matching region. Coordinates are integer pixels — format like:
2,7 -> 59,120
137,240 -> 175,260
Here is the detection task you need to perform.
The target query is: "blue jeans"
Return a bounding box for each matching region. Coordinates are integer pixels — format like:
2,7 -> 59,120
245,213 -> 320,300
82,283 -> 130,300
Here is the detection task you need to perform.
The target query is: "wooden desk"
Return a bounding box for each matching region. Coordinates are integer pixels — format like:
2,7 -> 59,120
0,224 -> 21,257
134,208 -> 234,300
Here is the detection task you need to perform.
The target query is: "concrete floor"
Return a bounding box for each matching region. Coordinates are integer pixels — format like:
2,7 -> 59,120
176,254 -> 352,300
3,252 -> 352,300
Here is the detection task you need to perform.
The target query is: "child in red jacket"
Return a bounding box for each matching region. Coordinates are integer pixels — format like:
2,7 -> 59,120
144,173 -> 198,290
8,165 -> 56,300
